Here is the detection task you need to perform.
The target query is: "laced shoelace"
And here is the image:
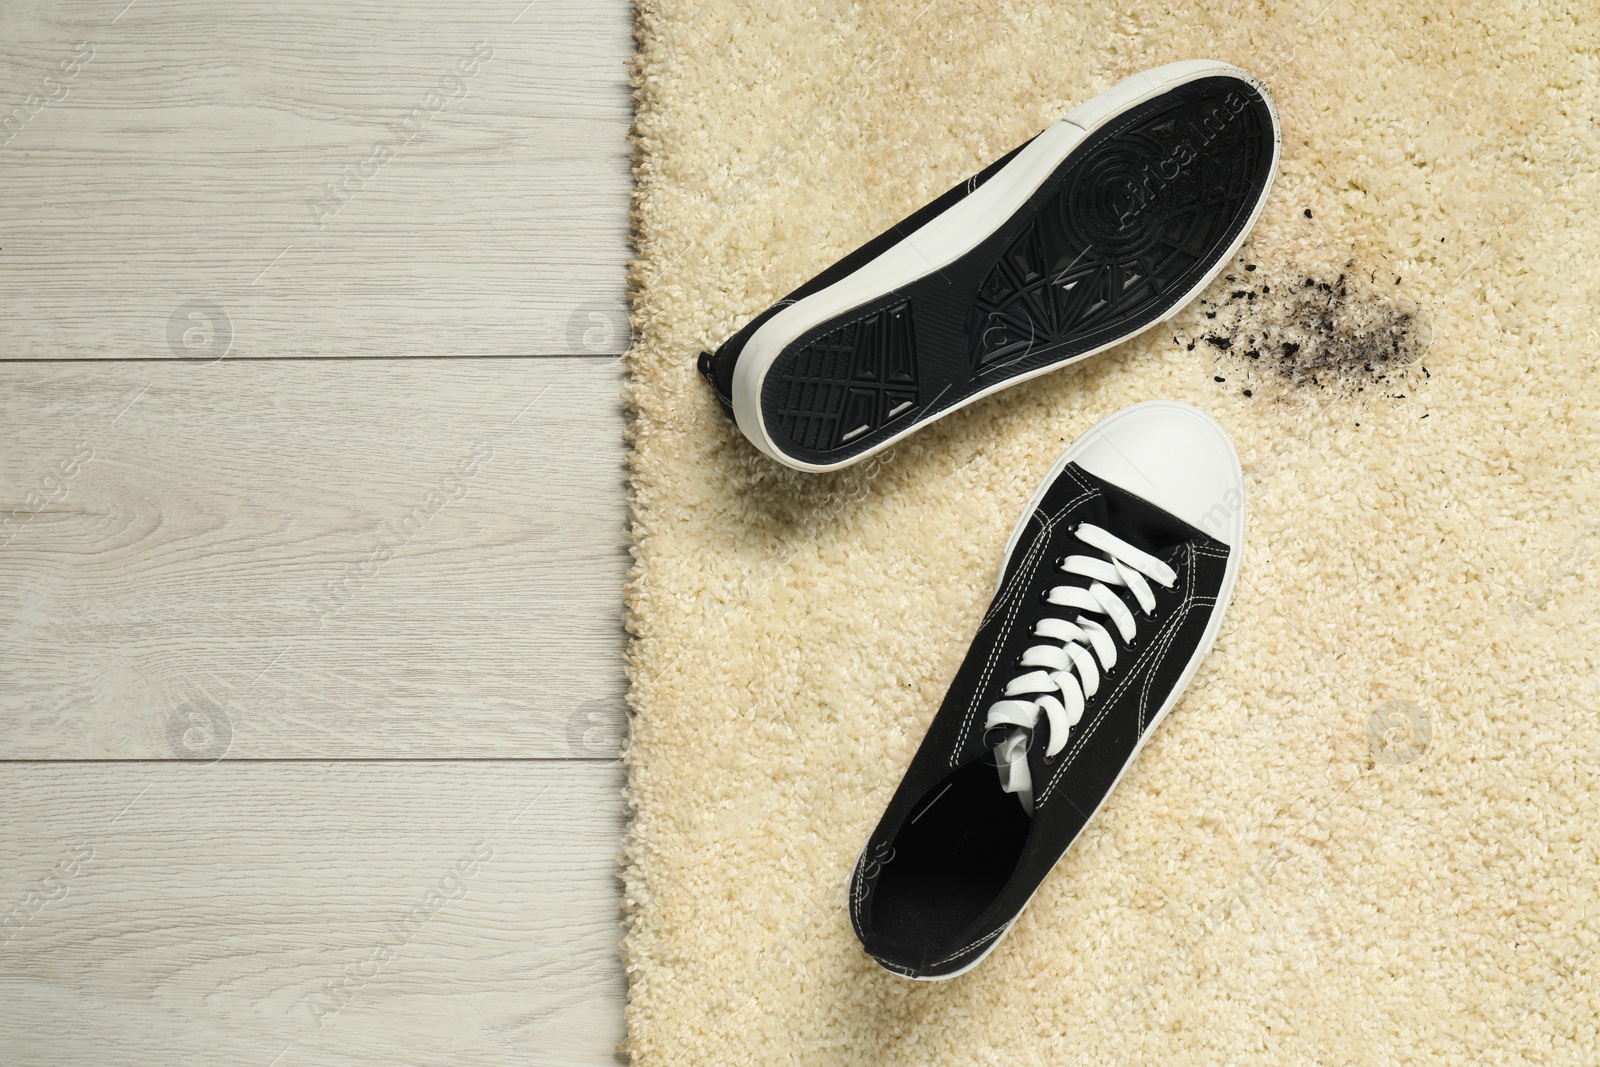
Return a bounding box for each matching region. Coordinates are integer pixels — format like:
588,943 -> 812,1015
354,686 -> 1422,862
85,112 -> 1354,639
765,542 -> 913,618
985,522 -> 1178,813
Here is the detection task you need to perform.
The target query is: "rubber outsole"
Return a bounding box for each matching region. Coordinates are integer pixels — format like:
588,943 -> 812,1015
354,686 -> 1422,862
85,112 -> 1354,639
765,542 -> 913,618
737,63 -> 1280,471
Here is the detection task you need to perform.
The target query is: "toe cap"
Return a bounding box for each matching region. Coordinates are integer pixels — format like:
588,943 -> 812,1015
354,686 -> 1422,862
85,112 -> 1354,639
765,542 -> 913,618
1066,401 -> 1246,547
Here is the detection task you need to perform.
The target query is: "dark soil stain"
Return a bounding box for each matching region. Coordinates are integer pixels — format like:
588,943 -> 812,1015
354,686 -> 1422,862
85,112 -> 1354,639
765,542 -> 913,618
1180,258 -> 1431,399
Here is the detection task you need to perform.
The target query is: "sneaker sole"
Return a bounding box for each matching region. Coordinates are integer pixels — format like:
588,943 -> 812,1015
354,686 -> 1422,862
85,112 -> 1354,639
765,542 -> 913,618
732,61 -> 1281,472
886,401 -> 1246,980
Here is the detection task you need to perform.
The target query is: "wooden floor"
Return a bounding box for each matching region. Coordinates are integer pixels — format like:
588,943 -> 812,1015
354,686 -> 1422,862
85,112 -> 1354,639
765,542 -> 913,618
1,2 -> 633,1064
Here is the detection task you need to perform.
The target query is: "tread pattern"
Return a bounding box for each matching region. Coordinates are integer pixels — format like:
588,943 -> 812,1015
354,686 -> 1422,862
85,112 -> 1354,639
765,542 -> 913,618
767,301 -> 919,453
969,84 -> 1273,373
758,76 -> 1276,465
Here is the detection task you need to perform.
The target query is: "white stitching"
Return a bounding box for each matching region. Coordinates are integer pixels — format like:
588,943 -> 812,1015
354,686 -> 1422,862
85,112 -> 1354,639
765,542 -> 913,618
1037,540 -> 1228,803
952,524 -> 1053,765
953,473 -> 1097,762
1037,548 -> 1201,802
931,921 -> 1009,966
977,506 -> 1047,632
1138,544 -> 1196,733
952,471 -> 1098,765
1038,603 -> 1189,801
976,468 -> 1098,631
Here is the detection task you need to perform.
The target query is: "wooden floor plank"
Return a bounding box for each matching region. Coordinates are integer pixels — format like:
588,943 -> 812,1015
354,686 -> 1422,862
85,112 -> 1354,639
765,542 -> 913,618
0,359 -> 629,759
0,0 -> 632,358
0,761 -> 626,1066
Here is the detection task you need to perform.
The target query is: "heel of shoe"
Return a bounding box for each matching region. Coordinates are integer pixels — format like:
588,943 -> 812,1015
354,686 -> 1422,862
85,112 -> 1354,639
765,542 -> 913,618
697,350 -> 735,420
759,299 -> 922,460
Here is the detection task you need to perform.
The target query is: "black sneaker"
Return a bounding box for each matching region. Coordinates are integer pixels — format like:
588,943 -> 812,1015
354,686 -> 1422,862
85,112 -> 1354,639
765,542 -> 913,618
698,61 -> 1280,472
848,401 -> 1245,979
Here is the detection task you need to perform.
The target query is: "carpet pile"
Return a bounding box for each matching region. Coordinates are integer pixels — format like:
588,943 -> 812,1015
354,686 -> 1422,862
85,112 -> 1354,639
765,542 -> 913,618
624,3 -> 1600,1061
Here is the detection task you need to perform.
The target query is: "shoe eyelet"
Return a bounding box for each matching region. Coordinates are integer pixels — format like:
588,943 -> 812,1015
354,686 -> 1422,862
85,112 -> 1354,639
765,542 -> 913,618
1039,588 -> 1053,605
1054,555 -> 1068,569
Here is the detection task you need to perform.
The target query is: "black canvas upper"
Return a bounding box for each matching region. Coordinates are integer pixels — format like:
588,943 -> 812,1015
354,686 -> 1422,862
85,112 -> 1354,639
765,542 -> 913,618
848,461 -> 1231,978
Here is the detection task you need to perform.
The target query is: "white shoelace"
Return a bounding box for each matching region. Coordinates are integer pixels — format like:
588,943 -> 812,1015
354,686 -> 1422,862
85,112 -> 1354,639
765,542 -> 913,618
985,523 -> 1177,813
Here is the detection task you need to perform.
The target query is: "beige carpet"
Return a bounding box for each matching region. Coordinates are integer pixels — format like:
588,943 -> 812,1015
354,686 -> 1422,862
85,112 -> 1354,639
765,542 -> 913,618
622,2 -> 1600,1062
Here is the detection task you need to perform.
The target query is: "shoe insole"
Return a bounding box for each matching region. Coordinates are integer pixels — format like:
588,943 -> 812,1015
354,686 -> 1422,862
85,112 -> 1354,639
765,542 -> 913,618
871,757 -> 1032,952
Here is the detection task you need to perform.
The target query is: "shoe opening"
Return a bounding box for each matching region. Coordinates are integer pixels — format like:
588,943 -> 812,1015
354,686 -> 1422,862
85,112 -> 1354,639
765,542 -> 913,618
869,756 -> 1031,956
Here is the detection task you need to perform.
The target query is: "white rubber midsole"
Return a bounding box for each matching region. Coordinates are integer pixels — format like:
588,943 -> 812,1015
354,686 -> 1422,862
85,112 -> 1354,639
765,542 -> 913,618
732,60 -> 1281,472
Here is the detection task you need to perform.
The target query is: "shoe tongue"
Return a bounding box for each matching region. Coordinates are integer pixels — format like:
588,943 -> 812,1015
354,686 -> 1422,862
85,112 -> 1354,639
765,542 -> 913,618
1071,463 -> 1206,558
986,724 -> 1053,816
992,730 -> 1033,801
